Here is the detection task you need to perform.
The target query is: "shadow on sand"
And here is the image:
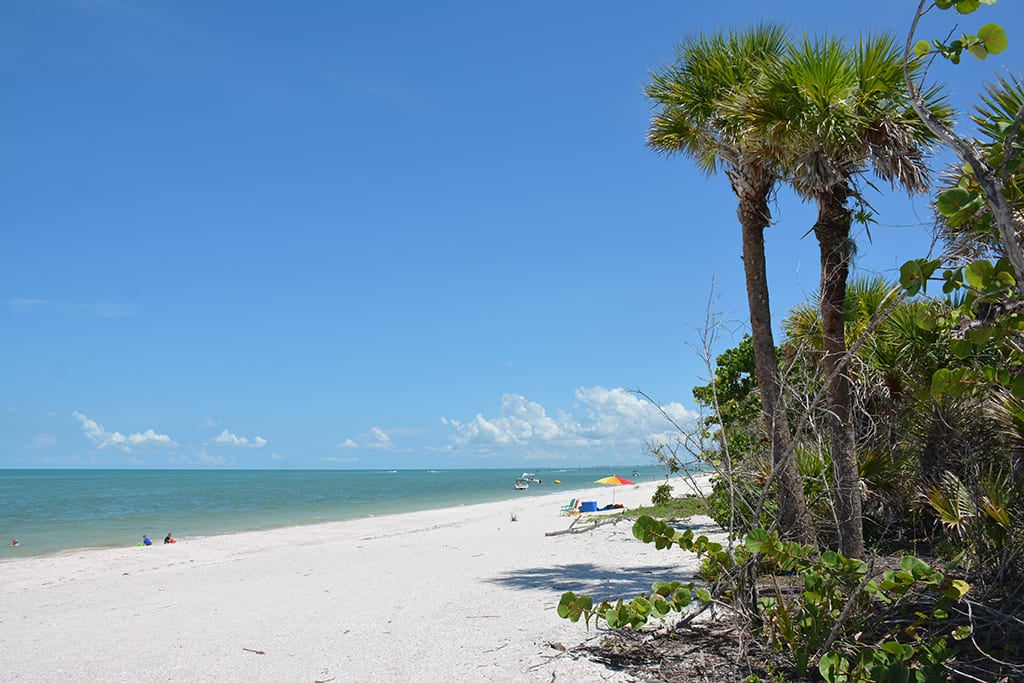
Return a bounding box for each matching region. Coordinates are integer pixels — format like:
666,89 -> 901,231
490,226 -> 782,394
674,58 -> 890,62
486,561 -> 690,602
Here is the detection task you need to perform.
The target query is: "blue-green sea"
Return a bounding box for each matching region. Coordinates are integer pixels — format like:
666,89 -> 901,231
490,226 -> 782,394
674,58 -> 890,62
0,466 -> 672,559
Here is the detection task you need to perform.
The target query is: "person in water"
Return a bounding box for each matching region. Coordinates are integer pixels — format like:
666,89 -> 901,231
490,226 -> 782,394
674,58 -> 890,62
142,534 -> 152,546
164,533 -> 175,544
10,538 -> 18,547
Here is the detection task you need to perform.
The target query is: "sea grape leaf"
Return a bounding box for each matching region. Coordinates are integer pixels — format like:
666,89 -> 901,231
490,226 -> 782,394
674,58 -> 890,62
965,259 -> 995,289
978,23 -> 1008,54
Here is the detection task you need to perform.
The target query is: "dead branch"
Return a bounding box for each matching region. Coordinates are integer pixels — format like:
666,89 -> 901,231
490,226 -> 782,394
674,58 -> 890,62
544,516 -> 624,537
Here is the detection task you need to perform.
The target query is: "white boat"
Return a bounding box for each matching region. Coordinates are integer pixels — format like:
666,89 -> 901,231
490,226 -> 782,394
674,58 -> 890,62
514,479 -> 529,490
520,473 -> 542,484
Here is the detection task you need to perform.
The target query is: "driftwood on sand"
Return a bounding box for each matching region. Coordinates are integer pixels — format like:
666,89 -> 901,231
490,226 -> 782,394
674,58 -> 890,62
544,514 -> 625,537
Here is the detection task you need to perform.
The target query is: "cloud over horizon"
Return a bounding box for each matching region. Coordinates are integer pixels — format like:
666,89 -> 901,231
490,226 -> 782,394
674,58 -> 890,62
72,411 -> 175,451
441,386 -> 696,456
337,426 -> 393,450
213,430 -> 268,448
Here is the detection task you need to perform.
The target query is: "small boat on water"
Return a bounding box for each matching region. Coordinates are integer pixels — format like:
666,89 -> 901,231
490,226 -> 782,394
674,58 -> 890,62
514,479 -> 529,490
520,473 -> 542,484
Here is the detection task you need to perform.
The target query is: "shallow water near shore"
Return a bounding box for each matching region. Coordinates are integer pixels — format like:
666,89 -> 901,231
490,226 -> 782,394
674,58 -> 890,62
1,466 -> 684,558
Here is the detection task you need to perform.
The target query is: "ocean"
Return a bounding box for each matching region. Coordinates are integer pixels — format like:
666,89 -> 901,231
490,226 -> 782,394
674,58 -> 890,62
0,466 -> 674,559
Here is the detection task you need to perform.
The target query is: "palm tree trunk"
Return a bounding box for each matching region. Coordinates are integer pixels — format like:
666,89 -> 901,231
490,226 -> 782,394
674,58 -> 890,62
733,169 -> 816,546
815,190 -> 865,560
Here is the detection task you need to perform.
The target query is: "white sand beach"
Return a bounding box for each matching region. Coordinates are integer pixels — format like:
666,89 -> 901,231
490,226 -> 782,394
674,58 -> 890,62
0,476 -> 719,682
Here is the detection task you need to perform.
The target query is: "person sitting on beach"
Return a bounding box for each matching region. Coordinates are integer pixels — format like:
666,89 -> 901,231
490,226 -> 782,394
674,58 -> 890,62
142,534 -> 152,546
164,533 -> 175,544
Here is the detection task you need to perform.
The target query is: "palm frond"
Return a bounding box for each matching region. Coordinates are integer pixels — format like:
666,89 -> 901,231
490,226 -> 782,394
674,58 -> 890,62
971,73 -> 1024,149
924,470 -> 977,537
985,389 -> 1024,453
645,23 -> 791,179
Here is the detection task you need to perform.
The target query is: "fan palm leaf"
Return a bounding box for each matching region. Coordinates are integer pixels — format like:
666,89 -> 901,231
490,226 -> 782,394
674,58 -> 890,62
924,471 -> 977,538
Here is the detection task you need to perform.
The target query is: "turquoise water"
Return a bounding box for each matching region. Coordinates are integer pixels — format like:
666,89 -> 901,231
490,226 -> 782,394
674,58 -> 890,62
0,466 -> 672,559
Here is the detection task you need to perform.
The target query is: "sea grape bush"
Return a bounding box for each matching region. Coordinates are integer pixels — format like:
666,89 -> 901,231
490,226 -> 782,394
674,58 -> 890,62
557,516 -> 723,629
912,0 -> 1006,65
900,256 -> 1024,398
559,516 -> 971,680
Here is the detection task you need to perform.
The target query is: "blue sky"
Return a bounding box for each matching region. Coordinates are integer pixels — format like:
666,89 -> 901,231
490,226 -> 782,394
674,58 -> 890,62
3,1 -> 1020,469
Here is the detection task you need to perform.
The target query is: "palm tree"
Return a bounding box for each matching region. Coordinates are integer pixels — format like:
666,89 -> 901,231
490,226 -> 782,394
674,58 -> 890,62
740,35 -> 951,559
645,25 -> 815,545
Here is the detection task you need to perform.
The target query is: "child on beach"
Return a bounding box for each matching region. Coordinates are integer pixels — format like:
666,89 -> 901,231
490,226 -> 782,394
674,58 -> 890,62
164,533 -> 175,544
142,534 -> 152,546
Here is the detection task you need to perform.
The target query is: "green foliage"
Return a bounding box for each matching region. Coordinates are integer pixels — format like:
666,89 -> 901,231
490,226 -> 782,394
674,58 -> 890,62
651,482 -> 674,507
899,258 -> 941,296
628,494 -> 707,521
692,334 -> 762,433
691,335 -> 767,488
914,0 -> 1005,64
558,517 -> 728,630
558,517 -> 972,679
900,256 -> 1024,399
706,470 -> 773,530
933,73 -> 1024,273
818,638 -> 956,683
924,467 -> 1021,591
817,559 -> 967,682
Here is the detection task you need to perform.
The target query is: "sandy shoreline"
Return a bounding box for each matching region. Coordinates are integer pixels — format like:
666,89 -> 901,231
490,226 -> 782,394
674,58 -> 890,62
0,476 -> 719,682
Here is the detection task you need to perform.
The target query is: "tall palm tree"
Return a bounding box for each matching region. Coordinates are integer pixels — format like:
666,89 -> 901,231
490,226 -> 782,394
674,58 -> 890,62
646,25 -> 816,545
740,35 -> 951,559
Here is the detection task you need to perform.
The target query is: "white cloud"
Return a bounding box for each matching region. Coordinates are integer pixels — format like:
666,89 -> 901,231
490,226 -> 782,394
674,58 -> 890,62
213,429 -> 268,448
441,395 -> 564,446
270,452 -> 284,460
367,427 -> 392,448
72,411 -> 174,452
336,426 -> 393,450
573,386 -> 694,441
442,387 -> 697,454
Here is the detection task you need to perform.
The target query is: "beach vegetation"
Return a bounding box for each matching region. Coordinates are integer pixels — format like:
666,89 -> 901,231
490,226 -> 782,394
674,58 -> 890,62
738,31 -> 952,560
560,4 -> 1024,680
650,482 -> 674,506
627,493 -> 706,522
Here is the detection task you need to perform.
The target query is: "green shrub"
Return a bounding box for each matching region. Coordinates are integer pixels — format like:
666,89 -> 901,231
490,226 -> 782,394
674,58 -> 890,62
559,517 -> 971,680
651,483 -> 673,506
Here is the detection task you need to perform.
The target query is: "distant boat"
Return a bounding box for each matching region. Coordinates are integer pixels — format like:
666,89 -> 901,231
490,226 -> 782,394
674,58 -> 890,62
514,479 -> 529,490
520,473 -> 542,484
